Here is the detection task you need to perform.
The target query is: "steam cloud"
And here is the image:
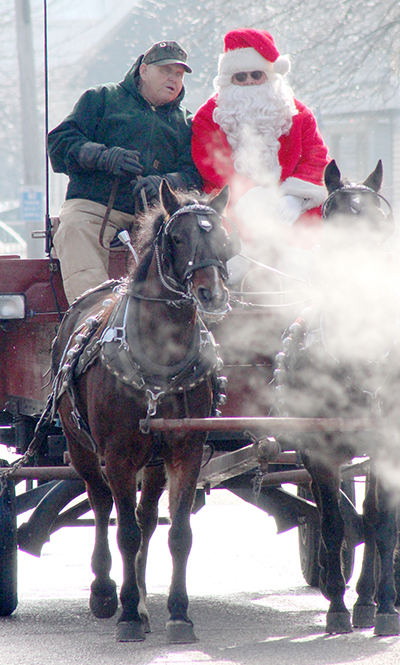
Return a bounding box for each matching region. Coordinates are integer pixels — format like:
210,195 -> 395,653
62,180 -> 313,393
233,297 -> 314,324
216,179 -> 400,499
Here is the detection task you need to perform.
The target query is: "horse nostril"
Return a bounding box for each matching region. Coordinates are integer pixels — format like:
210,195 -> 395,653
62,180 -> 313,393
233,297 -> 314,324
198,287 -> 212,304
198,287 -> 227,309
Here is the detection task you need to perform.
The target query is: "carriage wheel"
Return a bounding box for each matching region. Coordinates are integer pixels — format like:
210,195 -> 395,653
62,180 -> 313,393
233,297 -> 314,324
297,485 -> 320,587
0,460 -> 18,616
297,481 -> 356,588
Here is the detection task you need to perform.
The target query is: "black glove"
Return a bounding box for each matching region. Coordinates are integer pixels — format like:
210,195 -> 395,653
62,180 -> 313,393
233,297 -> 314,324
97,147 -> 144,176
132,175 -> 163,202
132,173 -> 185,202
78,142 -> 143,177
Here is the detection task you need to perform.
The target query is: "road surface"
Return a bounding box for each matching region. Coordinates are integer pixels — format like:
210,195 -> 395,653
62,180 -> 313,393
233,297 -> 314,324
1,486 -> 400,665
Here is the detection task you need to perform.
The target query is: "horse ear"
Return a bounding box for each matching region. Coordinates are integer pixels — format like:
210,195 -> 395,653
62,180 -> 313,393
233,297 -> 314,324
324,160 -> 343,194
363,160 -> 383,192
208,185 -> 230,215
160,178 -> 180,216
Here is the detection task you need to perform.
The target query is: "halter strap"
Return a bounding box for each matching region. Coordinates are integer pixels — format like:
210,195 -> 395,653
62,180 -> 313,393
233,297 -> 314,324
164,203 -> 223,233
156,202 -> 228,293
322,186 -> 393,220
183,258 -> 228,282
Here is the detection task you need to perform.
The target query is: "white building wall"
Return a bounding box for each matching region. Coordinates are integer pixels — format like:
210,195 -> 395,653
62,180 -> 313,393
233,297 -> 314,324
392,116 -> 400,221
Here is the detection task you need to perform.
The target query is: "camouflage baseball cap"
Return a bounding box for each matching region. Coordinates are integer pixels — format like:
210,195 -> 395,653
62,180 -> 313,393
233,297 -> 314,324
142,41 -> 192,73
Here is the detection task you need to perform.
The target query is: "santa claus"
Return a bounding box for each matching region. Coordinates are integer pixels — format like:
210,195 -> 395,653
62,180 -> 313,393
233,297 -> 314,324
192,29 -> 329,252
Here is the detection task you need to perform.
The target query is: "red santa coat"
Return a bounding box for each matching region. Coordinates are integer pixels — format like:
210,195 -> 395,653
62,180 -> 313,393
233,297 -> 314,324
192,94 -> 329,246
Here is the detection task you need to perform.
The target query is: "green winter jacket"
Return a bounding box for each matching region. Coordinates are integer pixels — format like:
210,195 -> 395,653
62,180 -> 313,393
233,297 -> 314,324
48,56 -> 203,215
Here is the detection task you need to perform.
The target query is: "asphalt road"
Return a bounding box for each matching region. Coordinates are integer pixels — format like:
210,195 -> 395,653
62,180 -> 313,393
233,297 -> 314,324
2,487 -> 400,665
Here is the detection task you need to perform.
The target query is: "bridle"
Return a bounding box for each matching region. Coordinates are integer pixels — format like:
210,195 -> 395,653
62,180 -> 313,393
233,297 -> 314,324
159,203 -> 230,277
321,185 -> 394,222
134,202 -> 235,315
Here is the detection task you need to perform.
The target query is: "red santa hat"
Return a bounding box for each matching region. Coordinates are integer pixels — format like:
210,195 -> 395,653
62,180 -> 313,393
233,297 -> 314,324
218,28 -> 291,78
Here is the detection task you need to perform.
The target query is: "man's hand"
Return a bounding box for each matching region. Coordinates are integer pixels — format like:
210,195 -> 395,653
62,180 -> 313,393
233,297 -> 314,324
78,142 -> 144,176
132,175 -> 163,202
96,147 -> 144,177
275,195 -> 304,227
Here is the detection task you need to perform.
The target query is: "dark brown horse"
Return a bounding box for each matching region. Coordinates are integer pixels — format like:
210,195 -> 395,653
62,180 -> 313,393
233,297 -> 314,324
274,160 -> 400,635
51,181 -> 236,643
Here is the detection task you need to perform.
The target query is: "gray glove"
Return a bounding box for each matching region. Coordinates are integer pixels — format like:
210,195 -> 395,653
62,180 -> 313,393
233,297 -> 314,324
132,173 -> 185,202
78,142 -> 143,177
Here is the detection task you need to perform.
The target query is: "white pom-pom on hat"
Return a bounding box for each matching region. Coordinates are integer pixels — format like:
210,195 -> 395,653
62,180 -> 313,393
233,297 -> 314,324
273,54 -> 291,76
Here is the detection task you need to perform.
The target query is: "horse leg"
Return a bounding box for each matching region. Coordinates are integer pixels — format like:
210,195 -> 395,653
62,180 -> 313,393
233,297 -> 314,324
60,408 -> 118,619
87,475 -> 117,618
135,463 -> 167,633
106,461 -> 145,642
164,439 -> 204,644
353,532 -> 377,628
394,532 -> 400,606
353,471 -> 379,628
372,478 -> 399,635
304,455 -> 352,633
353,472 -> 399,634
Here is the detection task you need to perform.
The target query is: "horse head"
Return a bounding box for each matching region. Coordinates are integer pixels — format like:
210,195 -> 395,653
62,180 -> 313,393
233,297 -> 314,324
321,159 -> 394,242
156,180 -> 237,322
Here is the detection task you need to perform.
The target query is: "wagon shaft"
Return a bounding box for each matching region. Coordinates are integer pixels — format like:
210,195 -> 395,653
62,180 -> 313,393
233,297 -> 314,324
141,416 -> 379,433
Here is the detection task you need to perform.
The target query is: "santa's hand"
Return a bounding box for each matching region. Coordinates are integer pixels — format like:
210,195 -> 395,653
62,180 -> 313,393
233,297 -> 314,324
275,195 -> 304,227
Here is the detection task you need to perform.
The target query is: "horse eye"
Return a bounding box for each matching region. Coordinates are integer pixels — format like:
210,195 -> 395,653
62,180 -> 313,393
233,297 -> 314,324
171,234 -> 182,245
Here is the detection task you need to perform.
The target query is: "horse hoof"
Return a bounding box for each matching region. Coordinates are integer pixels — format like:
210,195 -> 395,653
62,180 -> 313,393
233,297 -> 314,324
166,620 -> 198,644
117,621 -> 146,642
89,587 -> 118,619
141,614 -> 151,634
374,613 -> 400,636
352,604 -> 376,628
326,612 -> 353,634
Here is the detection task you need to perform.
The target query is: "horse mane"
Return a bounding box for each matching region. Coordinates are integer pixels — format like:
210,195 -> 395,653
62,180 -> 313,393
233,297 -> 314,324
129,189 -> 211,282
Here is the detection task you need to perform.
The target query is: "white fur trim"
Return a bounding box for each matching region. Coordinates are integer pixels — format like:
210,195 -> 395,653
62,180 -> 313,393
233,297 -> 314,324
218,48 -> 274,76
280,177 -> 328,210
274,55 -> 291,76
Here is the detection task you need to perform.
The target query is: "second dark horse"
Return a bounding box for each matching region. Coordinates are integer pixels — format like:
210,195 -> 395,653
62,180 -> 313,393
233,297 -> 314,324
274,159 -> 400,635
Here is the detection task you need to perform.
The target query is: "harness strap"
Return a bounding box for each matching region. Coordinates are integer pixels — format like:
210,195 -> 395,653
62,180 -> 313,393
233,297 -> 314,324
99,177 -> 120,250
184,258 -> 228,281
146,431 -> 165,467
126,286 -> 190,306
52,308 -> 115,454
66,387 -> 98,453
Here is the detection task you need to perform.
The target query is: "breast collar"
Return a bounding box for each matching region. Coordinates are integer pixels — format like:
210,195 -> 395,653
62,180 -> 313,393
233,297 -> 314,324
99,292 -> 223,413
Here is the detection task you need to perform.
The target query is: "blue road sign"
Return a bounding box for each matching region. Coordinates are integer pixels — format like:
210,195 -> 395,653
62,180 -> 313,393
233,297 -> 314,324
21,187 -> 43,222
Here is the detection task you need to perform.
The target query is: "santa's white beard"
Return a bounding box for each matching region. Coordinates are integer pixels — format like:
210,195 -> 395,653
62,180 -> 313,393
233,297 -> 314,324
213,78 -> 297,187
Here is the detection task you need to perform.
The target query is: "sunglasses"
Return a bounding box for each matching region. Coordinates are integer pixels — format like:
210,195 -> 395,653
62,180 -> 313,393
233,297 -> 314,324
232,71 -> 264,83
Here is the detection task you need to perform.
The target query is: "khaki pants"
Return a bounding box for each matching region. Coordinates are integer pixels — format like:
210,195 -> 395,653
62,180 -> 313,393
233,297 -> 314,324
53,199 -> 137,305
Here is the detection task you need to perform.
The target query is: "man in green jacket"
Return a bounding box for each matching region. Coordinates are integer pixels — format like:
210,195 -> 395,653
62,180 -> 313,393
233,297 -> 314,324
48,41 -> 202,305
